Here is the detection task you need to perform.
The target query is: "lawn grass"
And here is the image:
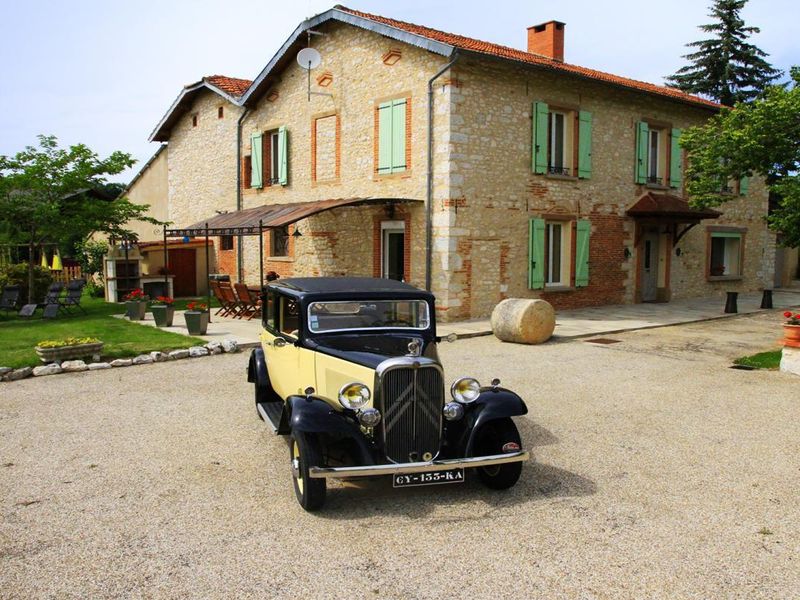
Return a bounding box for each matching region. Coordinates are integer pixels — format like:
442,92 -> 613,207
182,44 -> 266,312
733,349 -> 782,370
0,295 -> 209,369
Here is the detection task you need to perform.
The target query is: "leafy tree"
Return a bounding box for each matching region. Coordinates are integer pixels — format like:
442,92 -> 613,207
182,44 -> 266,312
667,0 -> 782,105
0,135 -> 160,302
681,67 -> 800,246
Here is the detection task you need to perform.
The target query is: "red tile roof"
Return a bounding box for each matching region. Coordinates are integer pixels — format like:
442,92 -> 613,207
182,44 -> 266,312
203,75 -> 253,98
335,5 -> 721,110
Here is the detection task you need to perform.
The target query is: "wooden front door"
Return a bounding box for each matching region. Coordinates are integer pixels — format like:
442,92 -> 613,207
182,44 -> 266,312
169,249 -> 197,297
640,232 -> 659,302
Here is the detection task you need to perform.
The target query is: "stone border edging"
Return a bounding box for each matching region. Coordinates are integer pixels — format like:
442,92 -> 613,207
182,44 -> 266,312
0,339 -> 242,383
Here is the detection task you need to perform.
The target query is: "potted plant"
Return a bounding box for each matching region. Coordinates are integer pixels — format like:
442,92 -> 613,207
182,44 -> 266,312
123,288 -> 148,320
184,301 -> 209,335
151,296 -> 175,327
783,312 -> 800,347
35,337 -> 104,363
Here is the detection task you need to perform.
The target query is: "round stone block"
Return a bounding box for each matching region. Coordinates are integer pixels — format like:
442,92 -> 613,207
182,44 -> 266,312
490,298 -> 555,344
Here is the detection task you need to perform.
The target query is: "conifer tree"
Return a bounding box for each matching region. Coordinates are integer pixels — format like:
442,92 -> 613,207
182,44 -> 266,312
667,0 -> 781,105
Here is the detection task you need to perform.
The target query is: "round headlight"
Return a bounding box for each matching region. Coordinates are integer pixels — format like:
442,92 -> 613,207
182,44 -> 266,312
358,408 -> 381,427
443,402 -> 464,421
338,382 -> 371,410
450,377 -> 481,403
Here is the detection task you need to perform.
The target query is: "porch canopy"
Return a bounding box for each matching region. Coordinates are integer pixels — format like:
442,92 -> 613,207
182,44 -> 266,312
626,192 -> 721,246
166,197 -> 421,238
162,197 -> 421,316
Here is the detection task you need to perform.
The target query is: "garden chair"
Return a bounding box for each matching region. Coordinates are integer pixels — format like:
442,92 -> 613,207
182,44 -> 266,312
209,280 -> 229,316
59,279 -> 87,315
16,281 -> 63,319
219,282 -> 244,318
234,283 -> 261,320
0,285 -> 20,315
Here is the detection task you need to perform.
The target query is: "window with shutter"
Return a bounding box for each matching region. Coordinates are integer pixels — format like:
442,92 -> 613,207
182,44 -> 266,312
242,155 -> 252,189
669,128 -> 682,188
577,111 -> 592,179
528,218 -> 546,289
376,99 -> 408,174
532,102 -> 549,174
278,126 -> 288,185
250,132 -> 263,189
635,121 -> 649,184
575,219 -> 591,287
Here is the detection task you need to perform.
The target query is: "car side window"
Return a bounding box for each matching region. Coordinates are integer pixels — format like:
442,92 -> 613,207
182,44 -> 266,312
264,291 -> 277,332
280,296 -> 300,338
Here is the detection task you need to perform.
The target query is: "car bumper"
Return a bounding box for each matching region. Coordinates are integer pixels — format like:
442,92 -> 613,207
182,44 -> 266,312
308,450 -> 529,479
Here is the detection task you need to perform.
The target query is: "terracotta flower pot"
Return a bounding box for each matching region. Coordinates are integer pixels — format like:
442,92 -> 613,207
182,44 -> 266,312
184,310 -> 209,335
783,324 -> 800,347
151,305 -> 175,327
126,300 -> 147,320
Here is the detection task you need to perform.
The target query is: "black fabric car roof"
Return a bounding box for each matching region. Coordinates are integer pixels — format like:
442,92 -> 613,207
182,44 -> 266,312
274,277 -> 423,294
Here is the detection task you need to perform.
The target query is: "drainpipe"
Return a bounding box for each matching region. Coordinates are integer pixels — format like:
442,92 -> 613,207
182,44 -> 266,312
235,106 -> 251,283
425,51 -> 459,292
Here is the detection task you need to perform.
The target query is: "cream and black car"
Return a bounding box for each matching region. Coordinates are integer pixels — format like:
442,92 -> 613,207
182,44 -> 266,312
247,277 -> 529,511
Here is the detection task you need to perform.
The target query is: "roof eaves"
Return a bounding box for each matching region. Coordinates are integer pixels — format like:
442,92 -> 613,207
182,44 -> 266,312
240,6 -> 454,106
148,81 -> 244,143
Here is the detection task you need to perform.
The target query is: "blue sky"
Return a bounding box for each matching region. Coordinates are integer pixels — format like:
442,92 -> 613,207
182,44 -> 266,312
0,0 -> 795,182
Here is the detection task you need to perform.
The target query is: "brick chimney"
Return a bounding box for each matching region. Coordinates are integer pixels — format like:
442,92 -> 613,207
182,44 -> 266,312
527,21 -> 565,62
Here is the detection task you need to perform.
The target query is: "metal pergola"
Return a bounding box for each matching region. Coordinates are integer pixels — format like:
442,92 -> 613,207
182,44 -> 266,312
161,197 -> 422,322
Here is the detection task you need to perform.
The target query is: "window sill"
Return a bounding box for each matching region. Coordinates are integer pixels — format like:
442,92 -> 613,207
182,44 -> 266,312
542,286 -> 575,293
707,275 -> 742,282
544,173 -> 579,182
644,183 -> 670,191
373,169 -> 411,180
268,256 -> 294,263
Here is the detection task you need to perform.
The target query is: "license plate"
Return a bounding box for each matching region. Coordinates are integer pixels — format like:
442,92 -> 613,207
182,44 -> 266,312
392,468 -> 465,488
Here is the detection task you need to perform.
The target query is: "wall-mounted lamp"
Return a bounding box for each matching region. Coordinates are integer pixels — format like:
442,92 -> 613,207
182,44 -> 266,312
624,247 -> 632,259
292,228 -> 303,238
675,247 -> 682,257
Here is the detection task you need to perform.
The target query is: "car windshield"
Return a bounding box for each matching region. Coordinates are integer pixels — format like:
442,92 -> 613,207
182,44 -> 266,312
307,299 -> 430,333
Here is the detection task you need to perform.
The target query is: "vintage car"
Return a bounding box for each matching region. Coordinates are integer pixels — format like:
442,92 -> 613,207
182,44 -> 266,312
247,277 -> 529,511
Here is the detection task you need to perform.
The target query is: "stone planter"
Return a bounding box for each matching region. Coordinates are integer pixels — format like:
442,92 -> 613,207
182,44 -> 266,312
151,305 -> 175,327
783,324 -> 800,348
184,310 -> 209,335
126,300 -> 147,321
35,342 -> 104,364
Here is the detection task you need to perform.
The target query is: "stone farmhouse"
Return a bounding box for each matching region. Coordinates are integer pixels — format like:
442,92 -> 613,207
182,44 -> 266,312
123,5 -> 788,320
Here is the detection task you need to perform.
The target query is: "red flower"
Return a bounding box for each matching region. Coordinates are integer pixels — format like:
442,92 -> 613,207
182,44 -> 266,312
186,301 -> 208,312
784,311 -> 793,318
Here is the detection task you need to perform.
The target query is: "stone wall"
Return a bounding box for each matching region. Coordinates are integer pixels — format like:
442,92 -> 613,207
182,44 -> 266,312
431,57 -> 774,318
168,91 -> 244,228
236,21 -> 450,289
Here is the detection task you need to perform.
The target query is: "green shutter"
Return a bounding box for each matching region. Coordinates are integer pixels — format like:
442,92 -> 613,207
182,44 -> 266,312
575,219 -> 591,287
278,126 -> 288,186
528,218 -> 545,289
739,176 -> 749,195
250,132 -> 263,189
391,99 -> 407,173
577,111 -> 592,179
377,101 -> 392,174
533,102 -> 549,174
635,121 -> 649,184
669,128 -> 682,188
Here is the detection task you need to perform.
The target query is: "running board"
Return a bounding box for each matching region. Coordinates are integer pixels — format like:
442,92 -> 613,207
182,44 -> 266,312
256,402 -> 283,433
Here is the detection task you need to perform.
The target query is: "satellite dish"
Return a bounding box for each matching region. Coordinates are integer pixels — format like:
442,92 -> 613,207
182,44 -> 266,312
297,47 -> 321,70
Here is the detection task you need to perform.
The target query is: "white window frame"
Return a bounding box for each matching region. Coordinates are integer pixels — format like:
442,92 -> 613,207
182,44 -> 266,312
270,131 -> 280,185
648,129 -> 660,182
381,220 -> 406,280
709,233 -> 743,279
548,111 -> 568,174
545,221 -> 571,287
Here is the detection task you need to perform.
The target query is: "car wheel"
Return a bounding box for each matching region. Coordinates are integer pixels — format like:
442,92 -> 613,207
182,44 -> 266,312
290,431 -> 327,511
474,418 -> 523,490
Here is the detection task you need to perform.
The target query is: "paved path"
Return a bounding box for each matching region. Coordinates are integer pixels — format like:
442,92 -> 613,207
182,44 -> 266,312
439,289 -> 800,340
119,290 -> 800,346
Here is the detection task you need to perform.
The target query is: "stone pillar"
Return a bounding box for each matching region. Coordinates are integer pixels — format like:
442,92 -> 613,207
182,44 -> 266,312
780,346 -> 800,376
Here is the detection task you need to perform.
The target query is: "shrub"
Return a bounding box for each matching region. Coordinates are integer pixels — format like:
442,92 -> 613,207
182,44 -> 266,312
0,262 -> 53,304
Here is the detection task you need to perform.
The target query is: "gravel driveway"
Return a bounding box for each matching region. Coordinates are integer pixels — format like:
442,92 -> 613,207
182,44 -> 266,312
1,311 -> 798,598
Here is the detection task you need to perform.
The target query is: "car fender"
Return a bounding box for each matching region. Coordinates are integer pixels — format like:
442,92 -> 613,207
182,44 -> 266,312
464,388 -> 528,456
247,348 -> 269,387
287,395 -> 374,464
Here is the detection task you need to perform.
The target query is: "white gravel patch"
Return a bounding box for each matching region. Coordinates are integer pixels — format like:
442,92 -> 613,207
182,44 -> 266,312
0,311 -> 797,598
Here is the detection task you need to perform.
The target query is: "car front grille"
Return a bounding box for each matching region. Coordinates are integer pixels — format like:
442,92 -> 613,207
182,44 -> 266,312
378,364 -> 444,463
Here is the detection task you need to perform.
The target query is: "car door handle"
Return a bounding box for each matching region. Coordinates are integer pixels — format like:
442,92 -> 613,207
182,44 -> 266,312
273,338 -> 287,348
